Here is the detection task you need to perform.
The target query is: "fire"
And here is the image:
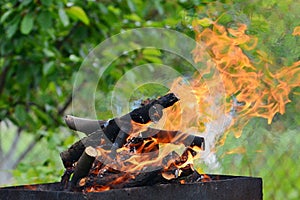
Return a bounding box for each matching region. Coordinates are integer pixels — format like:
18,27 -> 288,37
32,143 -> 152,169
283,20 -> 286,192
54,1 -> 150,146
92,138 -> 201,173
85,185 -> 110,193
142,19 -> 300,173
77,20 -> 300,193
162,19 -> 300,137
220,146 -> 246,158
292,26 -> 300,36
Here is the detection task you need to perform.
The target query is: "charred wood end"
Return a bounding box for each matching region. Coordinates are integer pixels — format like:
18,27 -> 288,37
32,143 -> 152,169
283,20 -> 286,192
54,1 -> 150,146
60,131 -> 103,168
71,146 -> 98,189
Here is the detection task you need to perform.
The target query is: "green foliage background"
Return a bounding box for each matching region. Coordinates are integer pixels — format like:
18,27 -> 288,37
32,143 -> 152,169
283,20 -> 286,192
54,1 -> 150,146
0,0 -> 299,199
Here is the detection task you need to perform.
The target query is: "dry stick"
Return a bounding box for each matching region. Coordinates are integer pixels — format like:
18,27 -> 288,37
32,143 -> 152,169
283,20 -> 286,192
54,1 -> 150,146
64,115 -> 106,135
70,146 -> 98,188
61,93 -> 179,168
60,130 -> 105,168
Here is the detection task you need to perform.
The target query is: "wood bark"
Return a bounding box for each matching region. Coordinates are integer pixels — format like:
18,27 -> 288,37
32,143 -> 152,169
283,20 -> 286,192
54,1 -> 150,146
78,151 -> 192,191
60,131 -> 105,168
61,93 -> 179,168
64,115 -> 106,135
71,146 -> 98,188
59,93 -> 209,192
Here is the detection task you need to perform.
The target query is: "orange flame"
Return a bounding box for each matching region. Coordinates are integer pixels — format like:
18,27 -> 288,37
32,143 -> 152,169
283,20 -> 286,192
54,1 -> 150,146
83,20 -> 300,192
162,19 -> 300,161
168,20 -> 300,134
292,26 -> 300,36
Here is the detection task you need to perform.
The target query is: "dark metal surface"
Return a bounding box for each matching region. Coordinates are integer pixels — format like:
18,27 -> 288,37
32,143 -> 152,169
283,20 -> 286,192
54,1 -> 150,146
0,175 -> 262,200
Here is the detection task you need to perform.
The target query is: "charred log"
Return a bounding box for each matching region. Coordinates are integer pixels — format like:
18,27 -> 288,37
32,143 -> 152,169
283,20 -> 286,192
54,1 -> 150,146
61,93 -> 179,168
140,128 -> 205,150
77,151 -> 194,191
79,170 -> 165,190
70,146 -> 98,188
60,131 -> 106,168
103,93 -> 179,148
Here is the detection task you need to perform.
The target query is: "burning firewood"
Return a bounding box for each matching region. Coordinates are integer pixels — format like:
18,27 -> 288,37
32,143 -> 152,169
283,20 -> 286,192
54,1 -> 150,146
64,93 -> 179,136
77,151 -> 198,192
60,130 -> 105,168
70,146 -> 98,188
60,93 -> 179,168
60,93 -> 205,192
77,152 -> 179,190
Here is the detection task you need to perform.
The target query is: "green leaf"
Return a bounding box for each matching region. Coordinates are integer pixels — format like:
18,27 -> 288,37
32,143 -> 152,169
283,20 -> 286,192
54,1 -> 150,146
43,61 -> 55,75
20,13 -> 34,34
40,0 -> 53,6
143,55 -> 162,63
124,13 -> 142,22
154,1 -> 164,15
142,48 -> 162,56
97,3 -> 108,14
126,0 -> 136,12
37,11 -> 53,29
0,10 -> 13,23
58,8 -> 69,27
6,18 -> 20,38
66,6 -> 90,25
196,18 -> 212,27
15,105 -> 27,126
32,106 -> 51,125
43,48 -> 55,57
218,13 -> 233,25
20,0 -> 32,6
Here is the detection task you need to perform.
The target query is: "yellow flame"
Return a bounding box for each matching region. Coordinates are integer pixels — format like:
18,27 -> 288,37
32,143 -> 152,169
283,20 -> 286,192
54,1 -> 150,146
85,21 -> 300,192
163,20 -> 300,155
292,26 -> 300,36
192,20 -> 300,129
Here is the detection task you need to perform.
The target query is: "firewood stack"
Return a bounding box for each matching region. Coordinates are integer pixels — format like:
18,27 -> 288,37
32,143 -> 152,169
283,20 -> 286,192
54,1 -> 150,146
59,93 -> 207,192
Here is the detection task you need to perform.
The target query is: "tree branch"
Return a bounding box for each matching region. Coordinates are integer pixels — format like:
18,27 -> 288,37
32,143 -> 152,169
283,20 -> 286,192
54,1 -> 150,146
0,122 -> 4,161
0,64 -> 11,95
12,135 -> 43,168
4,127 -> 22,163
58,95 -> 72,116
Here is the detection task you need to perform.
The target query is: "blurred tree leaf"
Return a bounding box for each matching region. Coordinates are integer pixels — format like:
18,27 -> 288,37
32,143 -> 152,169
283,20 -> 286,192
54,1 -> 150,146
58,8 -> 70,27
196,18 -> 212,27
66,6 -> 90,25
15,105 -> 27,126
20,12 -> 34,34
37,11 -> 53,30
6,16 -> 20,38
40,0 -> 53,7
0,10 -> 13,23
